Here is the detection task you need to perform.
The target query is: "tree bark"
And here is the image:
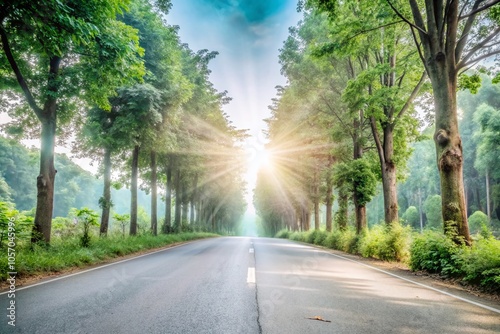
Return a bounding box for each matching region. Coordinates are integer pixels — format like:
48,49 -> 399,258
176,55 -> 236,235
99,146 -> 112,236
190,174 -> 198,224
174,169 -> 182,231
486,169 -> 491,221
182,181 -> 188,225
129,145 -> 140,236
150,151 -> 158,236
371,117 -> 399,225
352,113 -> 367,233
31,56 -> 61,244
163,165 -> 172,233
418,187 -> 423,232
325,183 -> 333,232
314,190 -> 320,230
336,188 -> 348,230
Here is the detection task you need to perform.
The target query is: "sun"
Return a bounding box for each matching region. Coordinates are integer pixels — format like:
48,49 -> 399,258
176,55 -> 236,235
254,148 -> 272,169
247,146 -> 273,172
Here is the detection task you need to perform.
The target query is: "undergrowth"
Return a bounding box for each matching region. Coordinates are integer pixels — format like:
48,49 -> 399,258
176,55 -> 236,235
0,232 -> 217,281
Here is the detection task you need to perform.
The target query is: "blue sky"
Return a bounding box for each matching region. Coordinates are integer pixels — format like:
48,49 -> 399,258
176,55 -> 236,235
167,0 -> 301,144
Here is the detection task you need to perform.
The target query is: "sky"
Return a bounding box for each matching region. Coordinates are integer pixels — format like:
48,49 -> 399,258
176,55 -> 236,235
168,0 -> 301,147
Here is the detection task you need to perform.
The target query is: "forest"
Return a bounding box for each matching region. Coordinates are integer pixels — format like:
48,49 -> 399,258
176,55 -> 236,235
0,0 -> 499,290
0,0 -> 247,248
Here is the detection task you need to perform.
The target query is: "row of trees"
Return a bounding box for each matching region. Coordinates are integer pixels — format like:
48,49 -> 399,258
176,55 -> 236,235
0,0 -> 246,244
254,0 -> 500,242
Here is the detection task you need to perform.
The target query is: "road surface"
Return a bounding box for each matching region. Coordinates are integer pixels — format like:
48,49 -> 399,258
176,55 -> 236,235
1,237 -> 499,333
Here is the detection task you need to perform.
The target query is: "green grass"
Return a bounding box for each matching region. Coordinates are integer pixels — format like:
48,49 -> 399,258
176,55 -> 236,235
0,232 -> 217,280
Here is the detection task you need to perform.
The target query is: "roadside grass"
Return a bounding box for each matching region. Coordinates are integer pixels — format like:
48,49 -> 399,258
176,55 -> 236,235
0,232 -> 217,281
275,223 -> 500,293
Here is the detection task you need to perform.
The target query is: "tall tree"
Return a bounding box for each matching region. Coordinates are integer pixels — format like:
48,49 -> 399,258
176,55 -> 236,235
385,0 -> 500,243
0,0 -> 144,243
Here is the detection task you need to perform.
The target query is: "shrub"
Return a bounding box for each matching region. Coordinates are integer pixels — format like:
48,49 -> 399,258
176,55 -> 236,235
409,230 -> 463,277
275,229 -> 290,239
289,231 -> 305,242
313,230 -> 328,245
359,225 -> 384,258
457,236 -> 500,292
468,211 -> 489,235
74,208 -> 99,248
358,222 -> 411,262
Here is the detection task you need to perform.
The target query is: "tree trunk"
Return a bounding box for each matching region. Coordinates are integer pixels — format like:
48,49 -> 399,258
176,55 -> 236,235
32,112 -> 57,244
353,193 -> 367,234
381,160 -> 398,224
163,165 -> 172,233
197,197 -> 203,226
325,184 -> 333,232
352,114 -> 367,233
182,182 -> 188,225
486,170 -> 491,221
305,209 -> 311,231
211,207 -> 216,232
190,174 -> 198,224
418,187 -> 423,233
99,146 -> 112,236
31,56 -> 61,244
150,151 -> 158,236
429,65 -> 470,244
314,194 -> 320,230
129,145 -> 140,236
174,169 -> 182,231
372,118 -> 399,225
336,188 -> 348,230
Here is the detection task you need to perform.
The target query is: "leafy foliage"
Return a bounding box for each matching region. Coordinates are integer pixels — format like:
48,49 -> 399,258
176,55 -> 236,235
0,201 -> 33,248
359,222 -> 411,261
409,231 -> 463,276
74,208 -> 100,247
457,236 -> 500,292
334,159 -> 377,206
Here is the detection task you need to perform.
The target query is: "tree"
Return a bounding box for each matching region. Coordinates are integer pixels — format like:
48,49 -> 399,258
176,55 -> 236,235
110,84 -> 163,235
386,0 -> 500,244
331,0 -> 425,225
0,0 -> 144,243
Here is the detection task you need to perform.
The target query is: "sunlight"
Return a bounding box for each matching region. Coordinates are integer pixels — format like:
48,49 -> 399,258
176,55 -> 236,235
253,147 -> 272,170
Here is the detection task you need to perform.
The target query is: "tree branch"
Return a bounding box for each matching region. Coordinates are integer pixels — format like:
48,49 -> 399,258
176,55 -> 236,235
0,25 -> 43,118
370,115 -> 385,165
456,0 -> 486,60
457,27 -> 500,68
348,20 -> 404,40
386,0 -> 428,35
459,49 -> 500,69
396,71 -> 427,123
410,26 -> 428,70
460,0 -> 500,19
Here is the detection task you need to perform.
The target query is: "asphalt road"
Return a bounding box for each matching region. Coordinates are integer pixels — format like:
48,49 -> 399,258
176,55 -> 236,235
1,237 -> 499,333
